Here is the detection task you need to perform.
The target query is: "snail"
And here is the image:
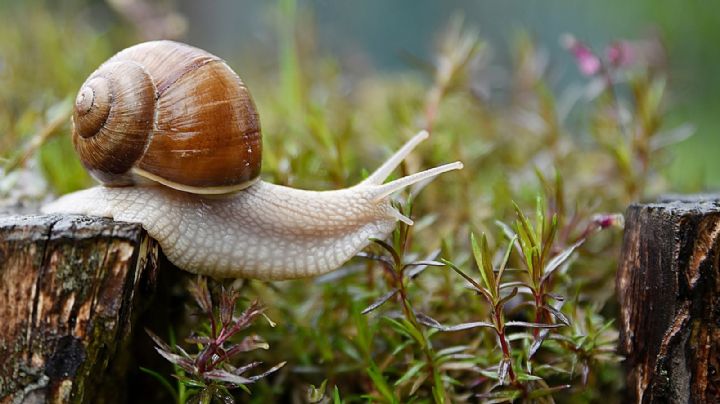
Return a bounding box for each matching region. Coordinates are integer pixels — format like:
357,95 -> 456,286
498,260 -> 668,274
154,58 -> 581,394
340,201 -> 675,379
42,40 -> 463,280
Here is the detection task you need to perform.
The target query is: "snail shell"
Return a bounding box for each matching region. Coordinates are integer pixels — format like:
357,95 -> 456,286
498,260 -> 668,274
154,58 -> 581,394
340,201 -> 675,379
72,40 -> 262,194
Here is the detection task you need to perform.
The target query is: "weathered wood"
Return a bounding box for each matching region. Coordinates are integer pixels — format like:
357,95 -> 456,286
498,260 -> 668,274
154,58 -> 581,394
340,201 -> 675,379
618,198 -> 720,403
0,214 -> 161,403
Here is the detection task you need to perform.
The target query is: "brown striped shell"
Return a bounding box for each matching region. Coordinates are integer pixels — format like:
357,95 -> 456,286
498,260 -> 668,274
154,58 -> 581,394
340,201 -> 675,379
72,40 -> 262,194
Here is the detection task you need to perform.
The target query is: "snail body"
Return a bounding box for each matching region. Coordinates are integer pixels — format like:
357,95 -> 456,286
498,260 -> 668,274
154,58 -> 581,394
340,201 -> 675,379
42,41 -> 462,280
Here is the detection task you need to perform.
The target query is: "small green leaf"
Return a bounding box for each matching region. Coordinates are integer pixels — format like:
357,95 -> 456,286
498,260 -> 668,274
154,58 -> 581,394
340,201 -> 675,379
383,316 -> 427,348
442,259 -> 493,303
514,201 -> 538,249
400,317 -> 427,347
394,362 -> 425,386
542,213 -> 559,260
516,371 -> 542,381
432,370 -> 447,404
382,317 -> 414,340
410,372 -> 430,396
173,374 -> 207,389
307,379 -> 328,403
390,340 -> 413,357
366,362 -> 397,403
530,246 -> 542,285
474,233 -> 497,298
514,222 -> 535,273
496,235 -> 517,289
535,195 -> 544,243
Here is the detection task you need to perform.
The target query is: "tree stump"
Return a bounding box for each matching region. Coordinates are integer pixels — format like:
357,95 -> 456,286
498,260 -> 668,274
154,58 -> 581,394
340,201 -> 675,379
0,214 -> 161,403
618,196 -> 720,403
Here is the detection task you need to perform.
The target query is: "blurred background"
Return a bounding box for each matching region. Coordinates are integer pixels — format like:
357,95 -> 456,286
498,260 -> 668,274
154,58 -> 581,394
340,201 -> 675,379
1,0 -> 719,193
183,0 -> 719,190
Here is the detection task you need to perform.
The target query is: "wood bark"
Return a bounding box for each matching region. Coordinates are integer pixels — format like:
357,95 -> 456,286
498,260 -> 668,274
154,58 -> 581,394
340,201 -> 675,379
618,196 -> 720,403
0,214 -> 161,403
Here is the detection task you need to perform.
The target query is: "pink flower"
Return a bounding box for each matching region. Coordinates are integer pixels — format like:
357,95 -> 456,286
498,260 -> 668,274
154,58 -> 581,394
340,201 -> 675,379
606,41 -> 635,67
606,37 -> 666,70
592,213 -> 624,229
561,34 -> 601,76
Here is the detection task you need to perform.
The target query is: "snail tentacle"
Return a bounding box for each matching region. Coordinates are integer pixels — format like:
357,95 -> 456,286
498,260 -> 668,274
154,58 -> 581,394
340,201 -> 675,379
362,130 -> 430,185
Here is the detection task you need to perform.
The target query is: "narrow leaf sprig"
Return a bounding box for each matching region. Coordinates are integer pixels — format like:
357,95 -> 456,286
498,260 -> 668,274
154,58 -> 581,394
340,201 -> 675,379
146,277 -> 285,403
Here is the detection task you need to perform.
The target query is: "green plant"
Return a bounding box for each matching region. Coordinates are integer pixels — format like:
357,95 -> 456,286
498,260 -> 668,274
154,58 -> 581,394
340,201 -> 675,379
436,196 -> 615,401
145,277 -> 285,403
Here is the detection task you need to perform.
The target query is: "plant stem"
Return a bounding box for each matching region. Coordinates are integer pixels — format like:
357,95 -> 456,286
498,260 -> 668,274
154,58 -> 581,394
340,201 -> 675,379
532,289 -> 544,339
493,309 -> 516,384
397,270 -> 447,402
601,62 -> 647,200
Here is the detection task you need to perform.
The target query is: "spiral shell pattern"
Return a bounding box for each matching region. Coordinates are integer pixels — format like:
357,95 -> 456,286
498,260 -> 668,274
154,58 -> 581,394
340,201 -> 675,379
73,61 -> 155,185
71,41 -> 262,193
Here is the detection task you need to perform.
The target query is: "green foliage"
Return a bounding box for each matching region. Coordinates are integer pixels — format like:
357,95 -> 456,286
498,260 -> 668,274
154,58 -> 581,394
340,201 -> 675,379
0,1 -> 127,195
146,277 -> 285,403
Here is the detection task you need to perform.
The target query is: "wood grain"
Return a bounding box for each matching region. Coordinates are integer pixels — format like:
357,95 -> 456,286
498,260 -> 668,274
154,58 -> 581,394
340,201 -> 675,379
618,198 -> 720,402
0,214 -> 159,403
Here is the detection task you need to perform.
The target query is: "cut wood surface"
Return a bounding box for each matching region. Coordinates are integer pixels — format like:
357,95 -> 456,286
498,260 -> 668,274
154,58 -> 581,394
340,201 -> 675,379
0,214 -> 160,403
618,196 -> 720,403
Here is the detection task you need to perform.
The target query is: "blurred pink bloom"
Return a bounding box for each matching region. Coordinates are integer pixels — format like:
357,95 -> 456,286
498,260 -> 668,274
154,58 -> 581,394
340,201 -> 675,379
606,41 -> 636,67
561,34 -> 601,76
606,37 -> 666,70
592,213 -> 624,229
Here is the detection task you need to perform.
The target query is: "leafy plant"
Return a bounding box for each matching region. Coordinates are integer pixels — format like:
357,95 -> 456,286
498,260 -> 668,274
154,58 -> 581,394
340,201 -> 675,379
145,277 -> 285,403
359,201 -> 449,403
432,195 -> 620,401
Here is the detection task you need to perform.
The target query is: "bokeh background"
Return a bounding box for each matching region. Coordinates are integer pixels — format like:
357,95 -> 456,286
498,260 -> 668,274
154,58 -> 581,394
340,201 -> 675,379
181,0 -> 720,190
2,0 -> 717,191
